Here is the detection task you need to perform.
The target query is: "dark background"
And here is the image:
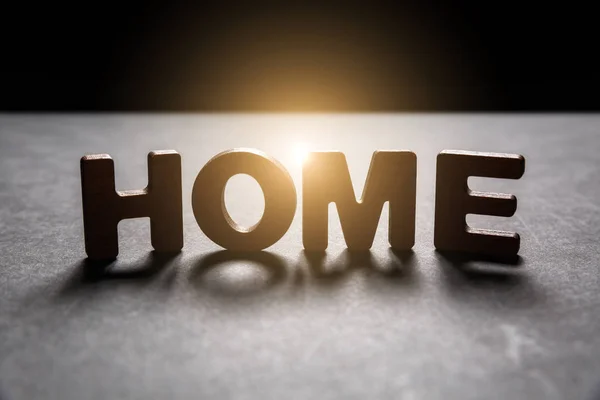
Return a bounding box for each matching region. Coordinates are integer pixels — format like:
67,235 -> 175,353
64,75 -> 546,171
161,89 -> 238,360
1,2 -> 598,111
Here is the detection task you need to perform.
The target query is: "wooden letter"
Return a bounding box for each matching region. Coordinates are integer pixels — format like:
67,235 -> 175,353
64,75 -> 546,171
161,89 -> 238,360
192,149 -> 297,251
303,151 -> 416,251
81,151 -> 183,260
434,150 -> 525,256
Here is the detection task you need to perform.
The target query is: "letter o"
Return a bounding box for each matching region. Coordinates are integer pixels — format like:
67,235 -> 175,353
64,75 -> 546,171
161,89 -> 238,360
192,149 -> 297,251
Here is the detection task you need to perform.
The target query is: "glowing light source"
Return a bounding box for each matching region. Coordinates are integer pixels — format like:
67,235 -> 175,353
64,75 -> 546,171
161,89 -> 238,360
293,143 -> 310,165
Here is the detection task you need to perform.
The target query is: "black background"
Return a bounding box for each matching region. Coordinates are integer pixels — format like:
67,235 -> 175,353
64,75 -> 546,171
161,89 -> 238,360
2,1 -> 598,111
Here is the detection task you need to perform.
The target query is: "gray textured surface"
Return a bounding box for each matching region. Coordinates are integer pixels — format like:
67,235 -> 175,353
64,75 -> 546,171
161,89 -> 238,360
0,114 -> 599,400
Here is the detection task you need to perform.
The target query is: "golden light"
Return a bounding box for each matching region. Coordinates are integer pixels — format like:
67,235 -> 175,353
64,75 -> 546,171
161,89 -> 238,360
292,143 -> 310,165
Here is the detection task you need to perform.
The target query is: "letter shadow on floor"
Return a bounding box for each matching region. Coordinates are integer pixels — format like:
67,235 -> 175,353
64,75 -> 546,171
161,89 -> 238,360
59,251 -> 180,296
436,249 -> 522,273
300,248 -> 419,288
188,251 -> 288,297
434,250 -> 543,308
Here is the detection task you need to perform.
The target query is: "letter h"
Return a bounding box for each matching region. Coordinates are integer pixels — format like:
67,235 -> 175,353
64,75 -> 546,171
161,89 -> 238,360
80,151 -> 183,260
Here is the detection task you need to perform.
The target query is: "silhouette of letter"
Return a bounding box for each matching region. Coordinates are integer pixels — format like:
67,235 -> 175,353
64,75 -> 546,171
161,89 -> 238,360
303,151 -> 416,251
80,151 -> 183,260
192,149 -> 297,251
434,150 -> 525,256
